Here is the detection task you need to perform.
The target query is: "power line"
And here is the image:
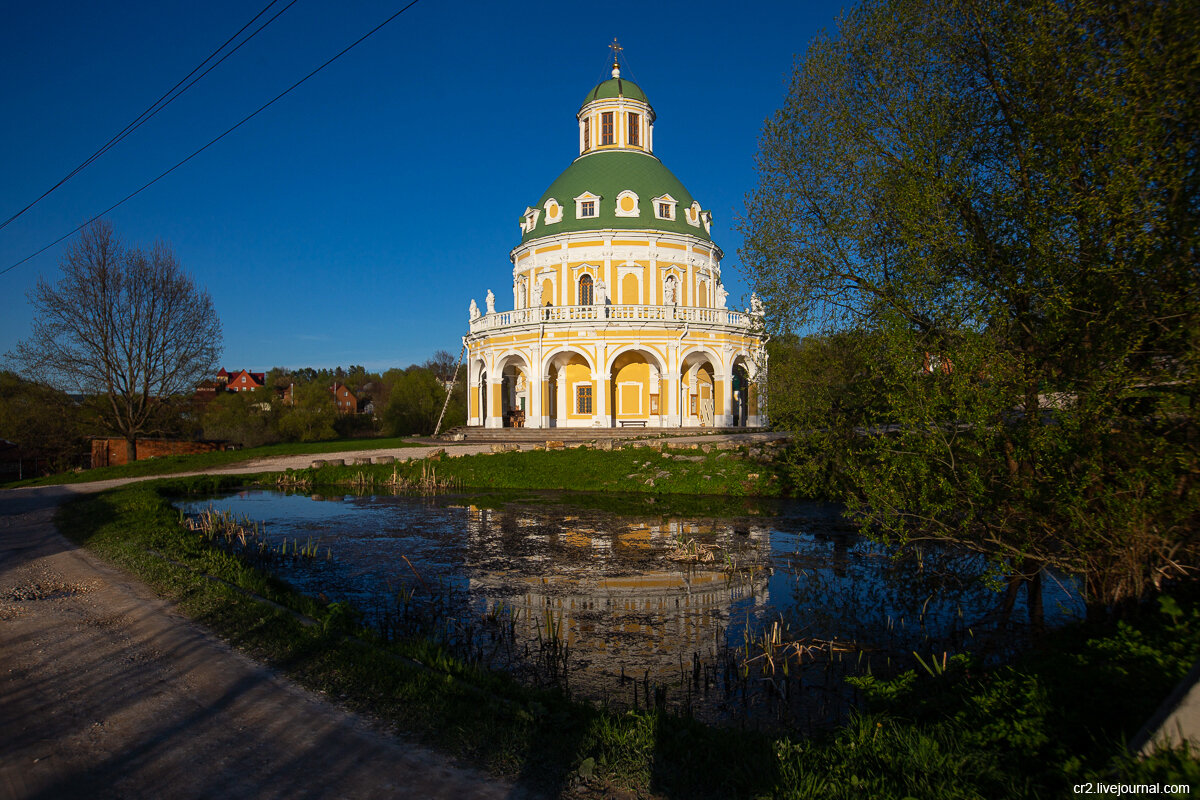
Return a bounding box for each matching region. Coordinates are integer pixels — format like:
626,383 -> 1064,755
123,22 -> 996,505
2,0 -> 424,278
0,0 -> 299,233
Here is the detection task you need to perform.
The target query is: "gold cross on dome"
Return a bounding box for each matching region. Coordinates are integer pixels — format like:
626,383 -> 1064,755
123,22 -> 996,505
609,38 -> 623,66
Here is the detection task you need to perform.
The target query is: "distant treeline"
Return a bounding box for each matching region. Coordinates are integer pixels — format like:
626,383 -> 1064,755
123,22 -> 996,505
0,351 -> 465,476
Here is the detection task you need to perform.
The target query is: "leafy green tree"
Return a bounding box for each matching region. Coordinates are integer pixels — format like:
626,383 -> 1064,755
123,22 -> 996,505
0,371 -> 90,474
380,367 -> 453,436
200,388 -> 276,448
741,0 -> 1198,610
274,380 -> 337,442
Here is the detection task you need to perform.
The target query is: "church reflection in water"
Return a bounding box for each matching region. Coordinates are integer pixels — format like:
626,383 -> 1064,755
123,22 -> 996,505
461,505 -> 773,690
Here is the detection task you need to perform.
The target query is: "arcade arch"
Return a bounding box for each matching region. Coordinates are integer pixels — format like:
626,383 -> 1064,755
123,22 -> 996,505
543,348 -> 596,428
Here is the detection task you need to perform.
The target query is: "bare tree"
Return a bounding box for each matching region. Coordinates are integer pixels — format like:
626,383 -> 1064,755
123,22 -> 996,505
9,220 -> 222,462
424,349 -> 459,384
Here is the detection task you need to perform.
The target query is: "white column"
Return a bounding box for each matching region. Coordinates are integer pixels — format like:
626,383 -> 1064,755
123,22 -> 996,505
715,372 -> 734,428
685,364 -> 699,426
486,376 -> 504,428
664,371 -> 680,427
467,367 -> 478,427
557,372 -> 568,426
592,371 -> 607,427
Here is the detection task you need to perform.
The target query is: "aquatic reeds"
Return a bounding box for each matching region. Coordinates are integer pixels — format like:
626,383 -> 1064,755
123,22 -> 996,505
182,505 -> 329,565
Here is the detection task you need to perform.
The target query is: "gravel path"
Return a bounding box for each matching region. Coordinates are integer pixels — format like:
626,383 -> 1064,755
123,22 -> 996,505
0,443 -> 529,800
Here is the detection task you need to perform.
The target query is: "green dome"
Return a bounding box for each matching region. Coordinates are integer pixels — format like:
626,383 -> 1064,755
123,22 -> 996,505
521,150 -> 710,244
581,77 -> 648,107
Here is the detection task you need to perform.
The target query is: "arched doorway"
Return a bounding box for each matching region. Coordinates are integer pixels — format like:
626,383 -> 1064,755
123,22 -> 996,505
731,361 -> 750,427
607,348 -> 665,427
544,350 -> 594,428
497,356 -> 530,427
680,351 -> 720,427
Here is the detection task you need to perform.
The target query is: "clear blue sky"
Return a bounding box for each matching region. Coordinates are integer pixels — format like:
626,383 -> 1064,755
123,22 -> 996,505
0,0 -> 843,374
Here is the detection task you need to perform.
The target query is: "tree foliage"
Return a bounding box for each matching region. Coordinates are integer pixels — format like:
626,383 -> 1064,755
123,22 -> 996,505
741,0 -> 1199,608
0,371 -> 90,473
380,366 -> 464,436
9,220 -> 222,460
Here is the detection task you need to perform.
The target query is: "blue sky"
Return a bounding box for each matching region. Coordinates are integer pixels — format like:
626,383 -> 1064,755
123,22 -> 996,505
0,0 -> 843,373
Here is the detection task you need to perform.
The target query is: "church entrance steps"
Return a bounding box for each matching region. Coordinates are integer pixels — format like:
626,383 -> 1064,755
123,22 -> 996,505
434,426 -> 768,444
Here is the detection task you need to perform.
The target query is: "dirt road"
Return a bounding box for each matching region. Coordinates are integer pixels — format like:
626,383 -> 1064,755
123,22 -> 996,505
0,444 -> 530,800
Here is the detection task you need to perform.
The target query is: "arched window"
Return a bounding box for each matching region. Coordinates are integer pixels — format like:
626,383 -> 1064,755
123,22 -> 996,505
579,274 -> 593,306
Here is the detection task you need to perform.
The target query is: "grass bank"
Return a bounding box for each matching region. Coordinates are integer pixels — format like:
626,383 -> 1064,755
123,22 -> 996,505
291,441 -> 790,500
3,435 -> 423,489
59,476 -> 1199,798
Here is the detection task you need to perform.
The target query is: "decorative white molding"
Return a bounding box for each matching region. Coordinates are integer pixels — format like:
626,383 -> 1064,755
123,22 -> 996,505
543,197 -> 563,225
614,190 -> 640,218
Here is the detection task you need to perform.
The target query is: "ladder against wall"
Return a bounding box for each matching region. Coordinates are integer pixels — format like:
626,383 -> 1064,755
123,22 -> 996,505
433,344 -> 466,436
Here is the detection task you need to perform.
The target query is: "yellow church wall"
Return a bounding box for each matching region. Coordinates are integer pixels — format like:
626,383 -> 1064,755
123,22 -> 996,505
561,361 -> 593,420
611,357 -> 650,419
620,272 -> 640,305
488,380 -> 503,418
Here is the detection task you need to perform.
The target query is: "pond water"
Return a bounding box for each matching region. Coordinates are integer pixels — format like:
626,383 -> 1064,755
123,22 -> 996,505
177,488 -> 1084,730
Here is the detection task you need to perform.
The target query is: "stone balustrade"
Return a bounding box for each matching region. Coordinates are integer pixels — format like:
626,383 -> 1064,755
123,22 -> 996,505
469,304 -> 754,334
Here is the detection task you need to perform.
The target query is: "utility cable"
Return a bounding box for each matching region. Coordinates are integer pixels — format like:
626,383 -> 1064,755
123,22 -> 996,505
1,0 -> 424,278
0,0 -> 299,233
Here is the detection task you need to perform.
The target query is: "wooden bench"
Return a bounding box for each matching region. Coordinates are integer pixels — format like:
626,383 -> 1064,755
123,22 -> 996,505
618,420 -> 647,428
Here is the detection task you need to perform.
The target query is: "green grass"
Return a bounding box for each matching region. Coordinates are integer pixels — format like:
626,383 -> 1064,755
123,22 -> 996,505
2,436 -> 423,489
55,477 -> 1200,798
296,443 -> 788,500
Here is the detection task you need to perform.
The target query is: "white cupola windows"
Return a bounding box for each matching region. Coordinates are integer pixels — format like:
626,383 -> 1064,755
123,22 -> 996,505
544,198 -> 563,225
601,112 -> 615,146
578,102 -> 654,155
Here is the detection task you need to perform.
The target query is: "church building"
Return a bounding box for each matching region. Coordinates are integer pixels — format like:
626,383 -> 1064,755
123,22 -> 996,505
465,49 -> 767,429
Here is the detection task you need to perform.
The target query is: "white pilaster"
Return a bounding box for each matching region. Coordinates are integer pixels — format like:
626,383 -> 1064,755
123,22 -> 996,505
486,376 -> 504,428
592,371 -> 607,426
